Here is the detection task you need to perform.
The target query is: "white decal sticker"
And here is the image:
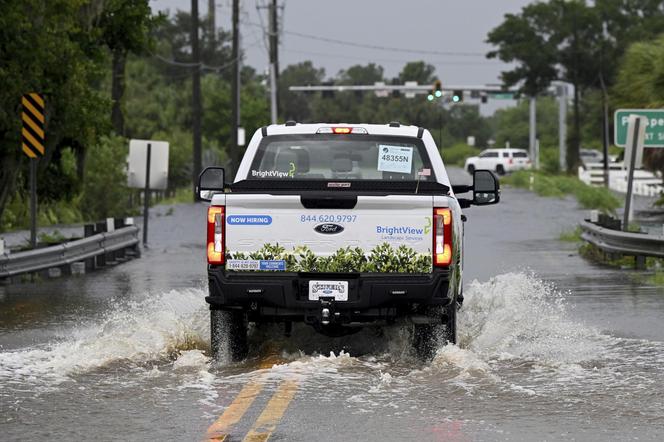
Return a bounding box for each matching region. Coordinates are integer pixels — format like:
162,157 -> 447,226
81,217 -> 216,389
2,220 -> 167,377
227,260 -> 260,270
377,145 -> 413,174
227,259 -> 286,271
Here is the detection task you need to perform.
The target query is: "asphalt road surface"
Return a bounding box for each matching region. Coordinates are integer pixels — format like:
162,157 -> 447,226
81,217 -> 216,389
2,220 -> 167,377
2,169 -> 664,441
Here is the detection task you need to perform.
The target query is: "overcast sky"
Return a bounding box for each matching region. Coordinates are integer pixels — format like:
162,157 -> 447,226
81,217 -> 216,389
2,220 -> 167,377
150,0 -> 533,85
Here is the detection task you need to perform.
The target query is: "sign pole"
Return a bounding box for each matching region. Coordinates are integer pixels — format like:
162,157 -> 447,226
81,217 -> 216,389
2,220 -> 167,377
30,158 -> 37,248
558,85 -> 567,172
623,117 -> 642,231
143,143 -> 151,246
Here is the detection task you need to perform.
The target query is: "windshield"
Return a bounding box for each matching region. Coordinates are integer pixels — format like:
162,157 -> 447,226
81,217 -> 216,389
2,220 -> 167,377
248,134 -> 436,182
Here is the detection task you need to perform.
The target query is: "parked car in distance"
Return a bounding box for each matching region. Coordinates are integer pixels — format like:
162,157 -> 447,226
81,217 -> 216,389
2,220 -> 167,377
580,148 -> 605,166
465,148 -> 531,175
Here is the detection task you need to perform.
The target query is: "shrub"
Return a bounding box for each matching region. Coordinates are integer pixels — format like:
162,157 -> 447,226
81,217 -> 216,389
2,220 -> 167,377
440,143 -> 480,167
81,135 -> 131,221
502,170 -> 620,213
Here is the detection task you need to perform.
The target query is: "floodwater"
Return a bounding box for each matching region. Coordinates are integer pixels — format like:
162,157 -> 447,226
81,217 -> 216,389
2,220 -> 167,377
1,169 -> 663,441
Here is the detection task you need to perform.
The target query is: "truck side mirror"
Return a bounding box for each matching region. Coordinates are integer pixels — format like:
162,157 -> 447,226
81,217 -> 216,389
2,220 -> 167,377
472,169 -> 500,205
197,167 -> 225,201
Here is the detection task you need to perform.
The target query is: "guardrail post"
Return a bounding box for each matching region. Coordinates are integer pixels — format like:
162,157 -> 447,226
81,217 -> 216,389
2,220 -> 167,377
105,219 -> 117,264
71,262 -> 86,275
590,210 -> 599,223
84,223 -> 94,238
635,256 -> 646,270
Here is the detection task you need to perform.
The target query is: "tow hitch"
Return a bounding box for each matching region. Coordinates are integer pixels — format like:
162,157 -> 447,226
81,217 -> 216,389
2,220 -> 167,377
320,299 -> 335,325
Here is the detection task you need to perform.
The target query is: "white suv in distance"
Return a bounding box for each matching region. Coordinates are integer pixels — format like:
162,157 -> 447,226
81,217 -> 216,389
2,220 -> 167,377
465,148 -> 531,175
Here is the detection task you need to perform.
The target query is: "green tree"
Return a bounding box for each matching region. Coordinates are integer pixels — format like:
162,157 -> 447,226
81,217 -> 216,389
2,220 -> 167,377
80,135 -> 130,220
491,97 -> 561,150
0,0 -> 110,225
488,0 -> 664,173
99,0 -> 162,136
447,105 -> 492,147
398,61 -> 436,85
278,61 -> 325,122
337,63 -> 384,85
613,35 -> 664,176
487,1 -> 595,172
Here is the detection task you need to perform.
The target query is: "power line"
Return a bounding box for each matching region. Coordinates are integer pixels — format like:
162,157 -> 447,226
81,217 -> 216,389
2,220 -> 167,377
151,36 -> 265,73
281,48 -> 504,66
241,20 -> 485,57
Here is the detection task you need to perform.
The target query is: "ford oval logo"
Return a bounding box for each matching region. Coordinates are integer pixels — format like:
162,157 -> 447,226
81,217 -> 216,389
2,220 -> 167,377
314,223 -> 344,234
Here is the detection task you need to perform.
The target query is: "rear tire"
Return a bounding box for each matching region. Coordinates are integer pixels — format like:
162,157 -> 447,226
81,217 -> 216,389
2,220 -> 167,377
210,309 -> 248,362
412,301 -> 458,360
467,164 -> 475,174
496,164 -> 505,175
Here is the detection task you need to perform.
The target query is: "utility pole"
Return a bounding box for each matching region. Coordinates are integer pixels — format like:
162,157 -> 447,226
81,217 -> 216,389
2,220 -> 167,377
208,0 -> 216,47
230,0 -> 240,174
191,0 -> 202,199
268,0 -> 279,124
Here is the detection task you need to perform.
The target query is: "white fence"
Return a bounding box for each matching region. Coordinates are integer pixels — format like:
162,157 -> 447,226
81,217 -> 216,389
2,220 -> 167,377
578,162 -> 664,197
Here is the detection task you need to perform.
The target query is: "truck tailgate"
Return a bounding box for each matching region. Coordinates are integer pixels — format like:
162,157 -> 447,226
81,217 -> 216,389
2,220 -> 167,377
225,194 -> 434,273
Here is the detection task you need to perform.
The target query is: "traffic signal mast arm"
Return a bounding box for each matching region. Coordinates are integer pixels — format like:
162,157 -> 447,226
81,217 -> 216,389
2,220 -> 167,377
288,83 -> 520,95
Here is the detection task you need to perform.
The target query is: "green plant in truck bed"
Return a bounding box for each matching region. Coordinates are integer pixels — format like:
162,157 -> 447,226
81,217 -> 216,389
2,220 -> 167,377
227,243 -> 432,273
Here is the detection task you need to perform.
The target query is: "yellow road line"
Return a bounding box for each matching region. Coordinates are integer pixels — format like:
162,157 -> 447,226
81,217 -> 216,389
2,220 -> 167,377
205,378 -> 266,441
242,380 -> 299,442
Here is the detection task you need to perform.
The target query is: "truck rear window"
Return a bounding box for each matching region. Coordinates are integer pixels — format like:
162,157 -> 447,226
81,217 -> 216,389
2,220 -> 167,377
248,134 -> 435,182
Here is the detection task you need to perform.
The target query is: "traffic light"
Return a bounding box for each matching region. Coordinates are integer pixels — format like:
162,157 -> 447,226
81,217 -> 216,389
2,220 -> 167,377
433,80 -> 442,98
452,90 -> 463,103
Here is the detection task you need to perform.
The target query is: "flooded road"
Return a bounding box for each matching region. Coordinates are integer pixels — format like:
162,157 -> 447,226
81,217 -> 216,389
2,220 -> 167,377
2,169 -> 664,441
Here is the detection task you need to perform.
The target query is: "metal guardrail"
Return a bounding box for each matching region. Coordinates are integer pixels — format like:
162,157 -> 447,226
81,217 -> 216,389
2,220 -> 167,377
580,220 -> 664,259
0,225 -> 139,279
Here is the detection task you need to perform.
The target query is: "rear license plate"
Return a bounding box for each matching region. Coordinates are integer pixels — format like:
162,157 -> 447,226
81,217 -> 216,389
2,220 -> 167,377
308,280 -> 349,301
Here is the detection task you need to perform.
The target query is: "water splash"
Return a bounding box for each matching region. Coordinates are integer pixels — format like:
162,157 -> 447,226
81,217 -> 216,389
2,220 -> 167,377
0,289 -> 209,384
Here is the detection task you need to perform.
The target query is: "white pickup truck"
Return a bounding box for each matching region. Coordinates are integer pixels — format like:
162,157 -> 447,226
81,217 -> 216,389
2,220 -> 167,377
197,122 -> 499,360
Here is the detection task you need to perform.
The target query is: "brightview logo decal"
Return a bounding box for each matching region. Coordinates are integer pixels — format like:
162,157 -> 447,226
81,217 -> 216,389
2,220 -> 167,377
424,216 -> 432,234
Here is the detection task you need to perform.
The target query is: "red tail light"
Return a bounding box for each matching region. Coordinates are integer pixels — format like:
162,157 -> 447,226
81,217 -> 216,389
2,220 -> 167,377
207,206 -> 225,264
433,208 -> 453,267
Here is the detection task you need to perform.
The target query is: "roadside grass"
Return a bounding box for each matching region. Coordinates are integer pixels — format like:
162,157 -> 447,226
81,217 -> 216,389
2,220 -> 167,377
559,226 -> 582,242
1,187 -> 193,234
578,243 -> 638,268
157,186 -> 194,206
646,270 -> 664,285
441,143 -> 480,167
502,170 -> 621,213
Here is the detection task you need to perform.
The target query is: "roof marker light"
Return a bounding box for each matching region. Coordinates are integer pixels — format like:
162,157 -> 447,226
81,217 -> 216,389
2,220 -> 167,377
316,127 -> 368,134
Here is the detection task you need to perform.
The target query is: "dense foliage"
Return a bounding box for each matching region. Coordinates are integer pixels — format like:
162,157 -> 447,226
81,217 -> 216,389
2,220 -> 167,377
228,243 -> 432,273
1,0 -> 662,232
487,0 -> 664,172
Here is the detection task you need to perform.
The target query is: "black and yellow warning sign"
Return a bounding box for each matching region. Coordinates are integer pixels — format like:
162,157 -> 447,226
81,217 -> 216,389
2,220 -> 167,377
21,93 -> 45,158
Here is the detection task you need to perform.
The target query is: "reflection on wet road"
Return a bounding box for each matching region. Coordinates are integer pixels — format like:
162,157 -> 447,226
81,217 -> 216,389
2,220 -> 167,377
2,170 -> 664,441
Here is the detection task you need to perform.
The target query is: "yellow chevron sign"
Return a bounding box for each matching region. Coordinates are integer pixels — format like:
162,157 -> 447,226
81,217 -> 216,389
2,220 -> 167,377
21,93 -> 45,158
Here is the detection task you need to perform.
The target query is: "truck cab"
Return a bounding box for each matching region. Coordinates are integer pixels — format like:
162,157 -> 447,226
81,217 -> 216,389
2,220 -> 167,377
198,122 -> 500,361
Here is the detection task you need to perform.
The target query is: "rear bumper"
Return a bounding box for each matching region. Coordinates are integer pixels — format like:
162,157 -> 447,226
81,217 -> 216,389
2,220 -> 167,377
206,266 -> 453,323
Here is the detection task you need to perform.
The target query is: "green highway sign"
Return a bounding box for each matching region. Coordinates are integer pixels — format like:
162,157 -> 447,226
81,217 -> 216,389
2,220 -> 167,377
614,109 -> 664,147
